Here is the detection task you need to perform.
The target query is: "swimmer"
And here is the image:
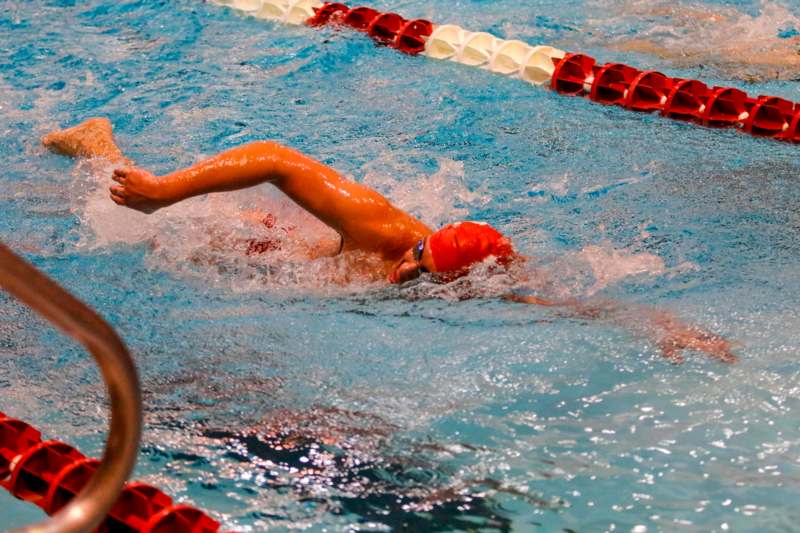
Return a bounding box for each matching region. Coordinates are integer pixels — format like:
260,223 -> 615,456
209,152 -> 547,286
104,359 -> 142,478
603,2 -> 800,81
42,118 -> 738,364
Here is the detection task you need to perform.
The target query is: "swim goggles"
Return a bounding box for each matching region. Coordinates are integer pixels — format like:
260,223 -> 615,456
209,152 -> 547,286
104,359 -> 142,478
413,239 -> 429,273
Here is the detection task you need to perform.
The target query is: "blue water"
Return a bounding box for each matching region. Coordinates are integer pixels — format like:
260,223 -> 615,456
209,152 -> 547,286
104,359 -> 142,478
2,0 -> 800,531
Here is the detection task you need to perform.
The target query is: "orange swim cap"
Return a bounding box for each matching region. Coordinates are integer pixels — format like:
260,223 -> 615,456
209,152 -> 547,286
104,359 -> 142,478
428,221 -> 514,274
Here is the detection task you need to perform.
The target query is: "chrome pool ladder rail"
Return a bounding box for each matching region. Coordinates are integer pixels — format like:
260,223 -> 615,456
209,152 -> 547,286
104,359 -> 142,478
0,243 -> 142,533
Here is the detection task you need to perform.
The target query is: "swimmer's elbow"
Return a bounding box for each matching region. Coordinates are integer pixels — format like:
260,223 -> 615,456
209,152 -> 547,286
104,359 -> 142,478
246,140 -> 286,152
243,140 -> 289,165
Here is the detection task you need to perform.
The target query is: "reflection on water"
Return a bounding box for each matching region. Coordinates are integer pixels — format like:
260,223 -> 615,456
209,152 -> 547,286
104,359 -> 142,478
146,405 -> 564,532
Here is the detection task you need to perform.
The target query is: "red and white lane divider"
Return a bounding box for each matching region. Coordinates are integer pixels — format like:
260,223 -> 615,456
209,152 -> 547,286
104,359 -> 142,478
211,0 -> 800,144
0,410 -> 226,532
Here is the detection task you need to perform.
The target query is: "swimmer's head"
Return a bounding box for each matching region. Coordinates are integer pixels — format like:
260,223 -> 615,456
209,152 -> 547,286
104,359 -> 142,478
389,221 -> 516,284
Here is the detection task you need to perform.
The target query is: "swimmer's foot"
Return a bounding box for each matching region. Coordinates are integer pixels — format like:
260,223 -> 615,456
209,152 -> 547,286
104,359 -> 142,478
42,117 -> 129,164
110,166 -> 175,214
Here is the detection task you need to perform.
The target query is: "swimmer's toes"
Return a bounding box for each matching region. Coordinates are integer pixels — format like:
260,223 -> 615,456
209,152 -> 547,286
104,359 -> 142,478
41,131 -> 57,146
41,130 -> 70,154
112,167 -> 131,183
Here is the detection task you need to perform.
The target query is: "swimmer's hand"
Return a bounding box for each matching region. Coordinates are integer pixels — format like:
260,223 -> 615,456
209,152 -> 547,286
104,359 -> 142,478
110,167 -> 174,214
506,293 -> 738,364
652,314 -> 738,364
503,293 -> 558,306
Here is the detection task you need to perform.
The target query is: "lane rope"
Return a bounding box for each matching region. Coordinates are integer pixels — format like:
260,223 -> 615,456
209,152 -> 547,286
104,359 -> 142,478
211,0 -> 800,143
0,410 -> 227,533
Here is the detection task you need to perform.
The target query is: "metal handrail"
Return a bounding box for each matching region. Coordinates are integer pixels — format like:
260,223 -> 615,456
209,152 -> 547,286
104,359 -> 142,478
0,243 -> 142,533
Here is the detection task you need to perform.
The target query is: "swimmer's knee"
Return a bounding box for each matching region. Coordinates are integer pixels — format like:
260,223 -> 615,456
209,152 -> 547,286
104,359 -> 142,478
242,140 -> 310,168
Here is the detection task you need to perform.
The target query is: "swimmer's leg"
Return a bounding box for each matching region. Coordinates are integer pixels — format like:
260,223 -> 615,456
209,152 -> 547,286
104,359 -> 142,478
42,117 -> 130,165
109,139 -> 429,262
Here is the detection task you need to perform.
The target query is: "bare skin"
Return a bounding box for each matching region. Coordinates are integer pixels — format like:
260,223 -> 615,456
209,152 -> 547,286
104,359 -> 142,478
42,118 -> 738,364
42,117 -> 130,165
606,3 -> 800,81
611,37 -> 800,78
507,294 -> 737,364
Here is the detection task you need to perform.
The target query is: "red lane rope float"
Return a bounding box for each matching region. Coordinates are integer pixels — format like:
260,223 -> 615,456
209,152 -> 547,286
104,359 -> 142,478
307,2 -> 348,26
550,53 -> 595,95
624,71 -> 672,112
7,440 -> 85,506
662,79 -> 711,121
547,51 -> 800,140
783,107 -> 800,142
396,19 -> 433,55
0,412 -> 227,532
590,63 -> 639,105
0,416 -> 41,479
367,12 -> 404,44
43,458 -> 100,515
104,482 -> 175,531
309,2 -> 431,55
342,6 -> 379,30
297,1 -> 800,143
701,87 -> 749,127
143,505 -> 223,533
744,95 -> 793,136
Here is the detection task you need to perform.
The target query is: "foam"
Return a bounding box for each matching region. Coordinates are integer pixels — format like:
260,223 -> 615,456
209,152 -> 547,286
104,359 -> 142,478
518,242 -> 668,301
362,154 -> 489,230
573,244 -> 666,296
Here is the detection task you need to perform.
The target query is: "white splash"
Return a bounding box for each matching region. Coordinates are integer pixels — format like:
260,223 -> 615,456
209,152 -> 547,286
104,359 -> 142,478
524,242 -> 668,300
362,155 -> 489,230
575,244 -> 665,296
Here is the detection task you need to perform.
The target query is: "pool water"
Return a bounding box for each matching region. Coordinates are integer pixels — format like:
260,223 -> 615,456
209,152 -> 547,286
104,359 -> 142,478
2,0 -> 800,530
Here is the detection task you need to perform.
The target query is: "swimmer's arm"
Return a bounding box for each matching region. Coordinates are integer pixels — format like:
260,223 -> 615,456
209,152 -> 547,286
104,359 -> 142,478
111,141 -> 429,247
504,293 -> 558,306
505,293 -> 737,364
